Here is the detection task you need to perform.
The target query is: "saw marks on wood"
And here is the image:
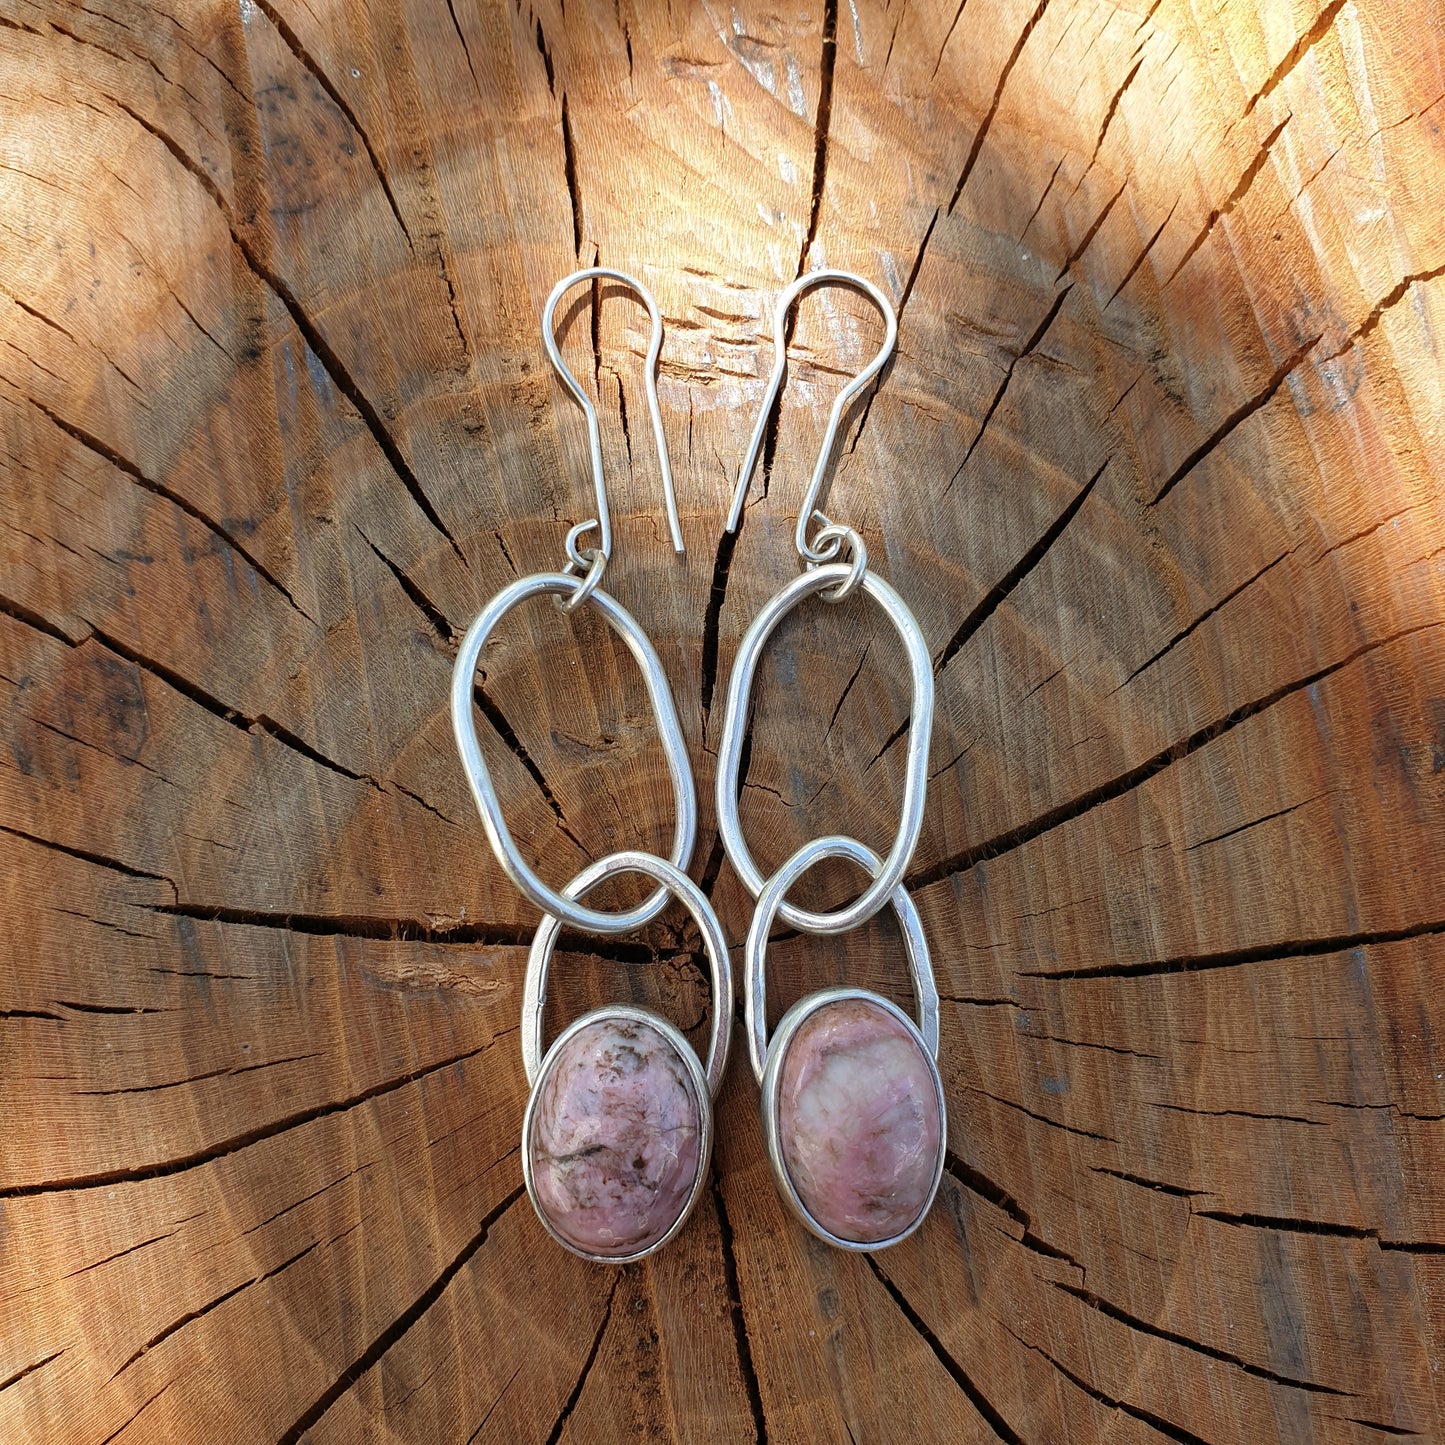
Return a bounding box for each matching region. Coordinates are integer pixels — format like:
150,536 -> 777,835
1,0 -> 1443,1439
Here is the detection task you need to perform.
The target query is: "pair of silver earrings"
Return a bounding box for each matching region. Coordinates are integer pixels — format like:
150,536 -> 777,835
450,267 -> 944,1265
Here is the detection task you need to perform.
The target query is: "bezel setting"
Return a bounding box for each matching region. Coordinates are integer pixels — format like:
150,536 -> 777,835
760,986 -> 946,1252
522,1004 -> 713,1265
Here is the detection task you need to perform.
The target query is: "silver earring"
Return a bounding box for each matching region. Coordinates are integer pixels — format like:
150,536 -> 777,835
716,270 -> 945,1250
451,268 -> 730,1262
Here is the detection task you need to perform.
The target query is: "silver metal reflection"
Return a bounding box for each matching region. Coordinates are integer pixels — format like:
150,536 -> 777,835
742,835 -> 938,1083
720,271 -> 946,1251
523,850 -> 732,1094
725,268 -> 897,564
542,267 -> 684,595
519,851 -> 731,1265
451,267 -> 695,933
451,574 -> 697,934
715,563 -> 934,934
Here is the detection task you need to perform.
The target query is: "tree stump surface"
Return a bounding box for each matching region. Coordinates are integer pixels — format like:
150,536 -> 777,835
2,0 -> 1443,1439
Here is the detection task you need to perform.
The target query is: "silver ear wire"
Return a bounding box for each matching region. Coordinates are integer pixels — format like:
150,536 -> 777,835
725,269 -> 897,564
542,269 -> 684,596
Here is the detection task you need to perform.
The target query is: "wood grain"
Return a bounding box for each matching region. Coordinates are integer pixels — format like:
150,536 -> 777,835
1,0 -> 1442,1438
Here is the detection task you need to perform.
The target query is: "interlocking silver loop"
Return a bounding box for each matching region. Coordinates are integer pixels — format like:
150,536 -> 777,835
543,268 -> 684,593
522,850 -> 732,1095
724,269 -> 897,563
743,835 -> 938,1084
807,522 -> 867,602
715,562 -> 934,934
451,573 -> 697,933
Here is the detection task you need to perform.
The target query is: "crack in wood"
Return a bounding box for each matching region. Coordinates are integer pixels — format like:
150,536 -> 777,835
909,618 -> 1444,896
798,0 -> 838,275
275,1183 -> 526,1442
1106,197 -> 1177,308
1150,332 -> 1321,506
948,0 -> 1049,212
938,450 -> 1104,666
1026,914 -> 1445,982
0,1035 -> 512,1198
968,1085 -> 1118,1143
1054,178 -> 1127,282
1193,1209 -> 1376,1240
710,1167 -> 769,1443
865,1255 -> 1025,1443
1183,795 -> 1320,851
112,1240 -> 319,1378
932,0 -> 969,81
1166,112 -> 1291,286
1243,0 -> 1347,116
823,641 -> 871,740
1,823 -> 177,899
561,93 -> 582,255
1117,550 -> 1292,688
465,1362 -> 524,1442
948,284 -> 1076,487
534,14 -> 556,95
145,899 -> 682,969
0,590 -> 77,645
1091,54 -> 1145,161
1054,1280 -> 1353,1396
1317,262 -> 1445,363
98,1382 -> 171,1444
358,528 -> 455,645
0,1349 -> 63,1394
248,0 -> 413,249
543,1273 -> 622,1445
847,208 -> 939,456
698,525 -> 739,726
445,0 -> 480,92
28,397 -> 313,624
1002,1322 -> 1212,1445
103,97 -> 466,565
1090,1165 -> 1202,1198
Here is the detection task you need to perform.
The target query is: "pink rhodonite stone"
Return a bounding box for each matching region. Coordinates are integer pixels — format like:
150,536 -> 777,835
776,998 -> 942,1243
529,1016 -> 703,1257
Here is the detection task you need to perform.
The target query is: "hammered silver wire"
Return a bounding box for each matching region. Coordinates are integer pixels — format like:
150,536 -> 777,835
715,562 -> 934,934
724,268 -> 896,564
543,268 -> 684,593
742,834 -> 938,1083
451,574 -> 697,933
521,849 -> 732,1094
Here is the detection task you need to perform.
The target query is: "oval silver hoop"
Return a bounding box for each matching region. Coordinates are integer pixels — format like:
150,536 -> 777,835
521,850 -> 731,1094
715,562 -> 934,934
451,574 -> 697,933
743,834 -> 938,1083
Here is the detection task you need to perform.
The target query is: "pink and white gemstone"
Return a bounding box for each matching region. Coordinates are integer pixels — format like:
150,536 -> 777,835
776,997 -> 942,1243
529,1016 -> 703,1257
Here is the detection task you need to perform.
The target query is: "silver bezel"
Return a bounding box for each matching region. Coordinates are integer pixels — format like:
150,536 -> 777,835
760,987 -> 946,1253
522,1005 -> 713,1265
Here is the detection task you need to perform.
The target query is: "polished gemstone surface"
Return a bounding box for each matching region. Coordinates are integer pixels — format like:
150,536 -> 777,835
528,1016 -> 703,1257
776,997 -> 942,1243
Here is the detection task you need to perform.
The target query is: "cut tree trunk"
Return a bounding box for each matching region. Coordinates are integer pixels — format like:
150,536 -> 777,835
2,0 -> 1443,1439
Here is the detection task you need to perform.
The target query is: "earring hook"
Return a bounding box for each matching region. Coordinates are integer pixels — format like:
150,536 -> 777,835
542,269 -> 684,590
725,269 -> 897,564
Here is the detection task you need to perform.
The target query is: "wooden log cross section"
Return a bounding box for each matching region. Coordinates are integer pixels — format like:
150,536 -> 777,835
1,0 -> 1443,1439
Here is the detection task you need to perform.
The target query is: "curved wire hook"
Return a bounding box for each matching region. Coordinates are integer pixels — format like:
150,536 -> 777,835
542,268 -> 684,573
725,269 -> 897,563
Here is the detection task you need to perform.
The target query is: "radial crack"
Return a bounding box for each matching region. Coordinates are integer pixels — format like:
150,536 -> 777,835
276,1184 -> 527,1442
948,0 -> 1048,212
